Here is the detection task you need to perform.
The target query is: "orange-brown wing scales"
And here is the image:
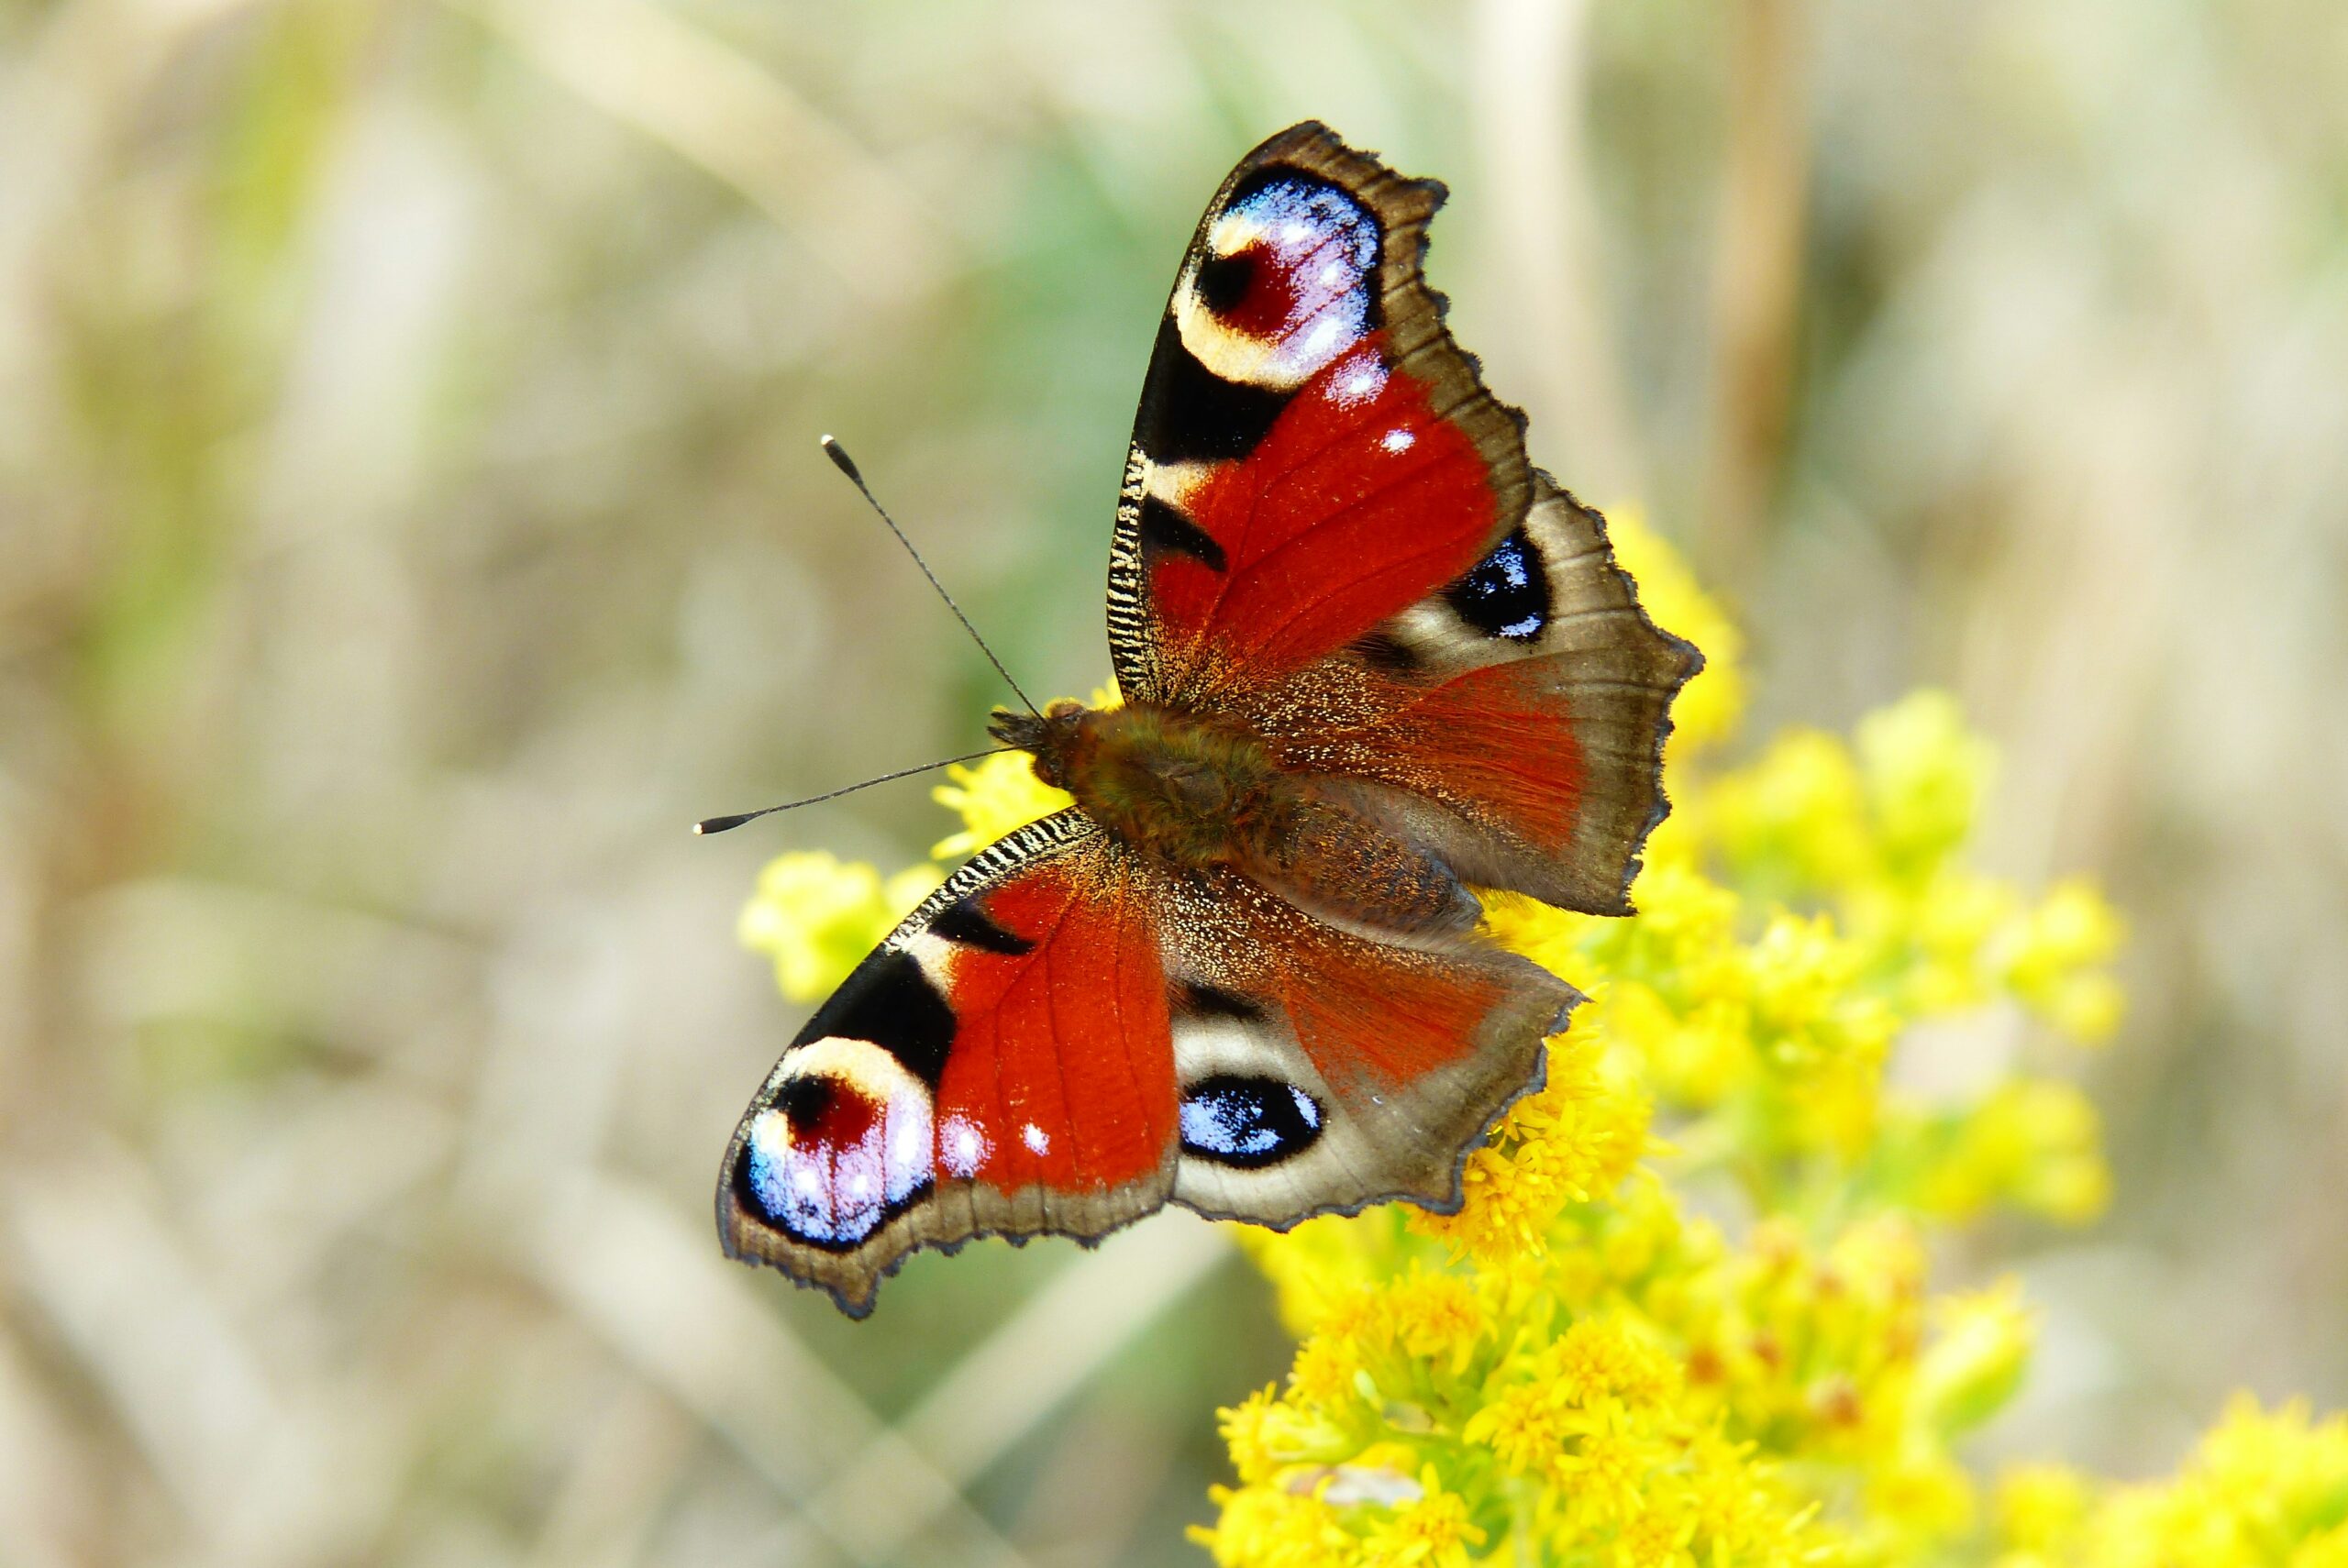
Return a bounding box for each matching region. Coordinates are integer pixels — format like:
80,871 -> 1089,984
717,812 -> 1180,1316
1162,877 -> 1578,1226
1240,477 -> 1698,916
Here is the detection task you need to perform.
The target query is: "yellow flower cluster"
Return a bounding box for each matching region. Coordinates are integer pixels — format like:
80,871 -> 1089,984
732,521 -> 2340,1567
1995,1399 -> 2348,1568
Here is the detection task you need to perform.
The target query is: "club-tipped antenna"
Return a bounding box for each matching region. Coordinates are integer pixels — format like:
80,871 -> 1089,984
820,435 -> 1040,717
692,746 -> 1013,836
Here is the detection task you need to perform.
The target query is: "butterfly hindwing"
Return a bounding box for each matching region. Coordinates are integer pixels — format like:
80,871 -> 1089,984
718,811 -> 1179,1316
1235,474 -> 1699,915
1160,872 -> 1578,1227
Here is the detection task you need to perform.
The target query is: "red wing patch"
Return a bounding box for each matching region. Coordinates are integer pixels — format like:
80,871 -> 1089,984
1146,337 -> 1500,683
931,861 -> 1175,1191
1279,658 -> 1589,855
1272,926 -> 1505,1089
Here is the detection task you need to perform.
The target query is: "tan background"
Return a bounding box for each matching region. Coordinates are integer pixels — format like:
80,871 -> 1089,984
1,1 -> 2343,1563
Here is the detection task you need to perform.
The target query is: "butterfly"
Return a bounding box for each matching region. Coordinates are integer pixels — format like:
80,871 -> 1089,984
718,123 -> 1699,1317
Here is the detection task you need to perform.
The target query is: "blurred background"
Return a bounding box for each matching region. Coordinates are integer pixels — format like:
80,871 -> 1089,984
2,0 -> 2343,1563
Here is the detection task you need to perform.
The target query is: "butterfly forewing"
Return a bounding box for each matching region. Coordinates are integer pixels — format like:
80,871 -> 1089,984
718,811 -> 1178,1317
1106,122 -> 1697,917
1107,123 -> 1535,703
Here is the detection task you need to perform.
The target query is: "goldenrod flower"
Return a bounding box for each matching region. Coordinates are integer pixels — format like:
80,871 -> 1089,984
737,852 -> 940,1000
729,522 -> 2342,1568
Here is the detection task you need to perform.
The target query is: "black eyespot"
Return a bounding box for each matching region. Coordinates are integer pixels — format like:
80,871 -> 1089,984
1196,251 -> 1257,315
1444,528 -> 1549,642
774,1073 -> 836,1132
1179,1075 -> 1324,1167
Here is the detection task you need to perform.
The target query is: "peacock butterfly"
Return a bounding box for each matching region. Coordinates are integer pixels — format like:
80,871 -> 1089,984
716,123 -> 1700,1317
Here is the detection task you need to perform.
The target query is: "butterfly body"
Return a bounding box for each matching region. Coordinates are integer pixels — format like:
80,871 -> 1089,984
720,124 -> 1700,1316
993,698 -> 1476,941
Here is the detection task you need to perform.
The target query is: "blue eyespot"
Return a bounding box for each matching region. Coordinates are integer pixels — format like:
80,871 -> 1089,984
1445,529 -> 1550,642
1180,1076 -> 1324,1167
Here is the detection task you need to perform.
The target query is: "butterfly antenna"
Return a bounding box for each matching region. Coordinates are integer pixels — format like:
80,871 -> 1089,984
820,436 -> 1041,717
692,746 -> 1014,835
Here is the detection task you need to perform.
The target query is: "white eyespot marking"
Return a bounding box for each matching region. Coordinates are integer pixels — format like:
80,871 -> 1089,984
737,1036 -> 936,1245
1332,359 -> 1388,406
939,1113 -> 990,1178
1142,457 -> 1215,509
1022,1121 -> 1050,1155
1173,174 -> 1379,391
1381,427 -> 1416,454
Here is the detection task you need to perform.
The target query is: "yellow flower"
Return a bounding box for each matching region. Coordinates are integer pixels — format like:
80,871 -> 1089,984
1708,728 -> 1873,895
736,851 -> 940,1000
1912,1080 -> 2112,1224
1552,1318 -> 1678,1408
1856,690 -> 1996,875
1615,1496 -> 1699,1568
2003,879 -> 2128,1043
1380,1268 -> 1488,1373
1219,1386 -> 1352,1485
1603,508 -> 1744,756
1190,1484 -> 1355,1568
928,749 -> 1069,860
1913,1280 -> 2035,1436
1359,1470 -> 1485,1568
1998,1463 -> 2093,1553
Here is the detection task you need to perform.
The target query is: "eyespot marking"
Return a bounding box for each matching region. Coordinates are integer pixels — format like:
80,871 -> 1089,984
1169,170 -> 1381,392
1444,527 -> 1549,642
1179,1074 -> 1324,1167
737,1037 -> 936,1249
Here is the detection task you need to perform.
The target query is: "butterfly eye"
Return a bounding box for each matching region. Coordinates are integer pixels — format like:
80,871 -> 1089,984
1179,1074 -> 1324,1167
